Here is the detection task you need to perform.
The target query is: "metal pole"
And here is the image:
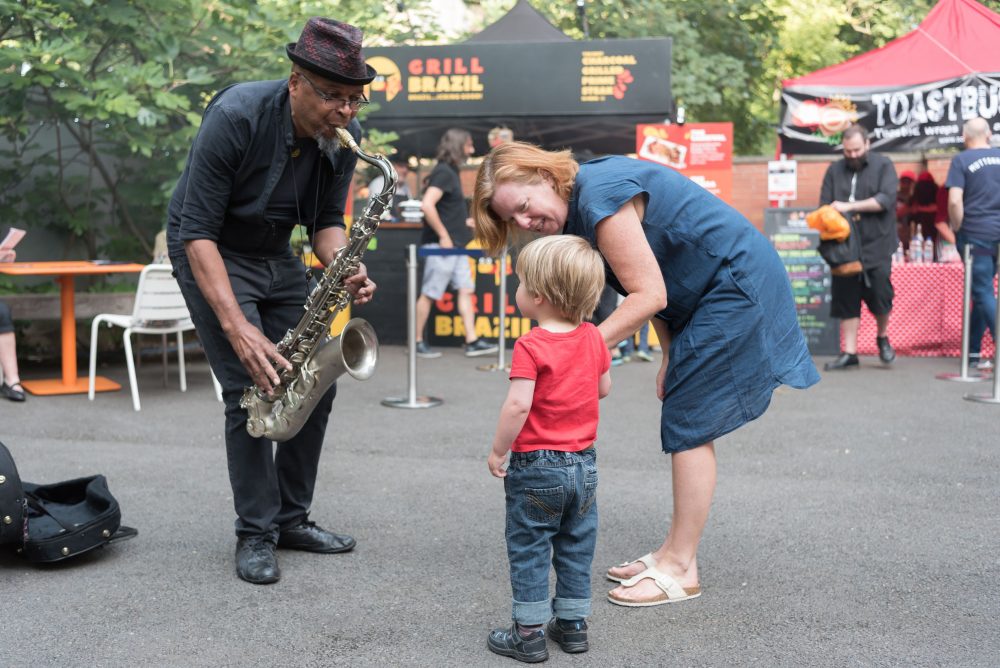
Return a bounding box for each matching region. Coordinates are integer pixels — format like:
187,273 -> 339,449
965,244 -> 1000,404
478,249 -> 511,373
382,244 -> 442,408
937,243 -> 986,382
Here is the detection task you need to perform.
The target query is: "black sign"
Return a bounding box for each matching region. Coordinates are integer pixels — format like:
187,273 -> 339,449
779,73 -> 1000,154
764,208 -> 839,356
363,38 -> 671,118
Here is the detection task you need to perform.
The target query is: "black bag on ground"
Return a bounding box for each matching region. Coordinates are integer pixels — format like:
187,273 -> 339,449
817,218 -> 863,276
0,441 -> 27,547
0,440 -> 137,563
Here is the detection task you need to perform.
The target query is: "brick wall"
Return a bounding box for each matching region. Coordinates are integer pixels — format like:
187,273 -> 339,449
440,151 -> 960,232
731,153 -> 956,231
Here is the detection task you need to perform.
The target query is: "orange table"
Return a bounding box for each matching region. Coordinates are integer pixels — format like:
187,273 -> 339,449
0,261 -> 146,395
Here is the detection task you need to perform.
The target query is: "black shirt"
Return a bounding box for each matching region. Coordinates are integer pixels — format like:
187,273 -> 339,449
420,162 -> 471,247
166,80 -> 359,261
820,152 -> 898,270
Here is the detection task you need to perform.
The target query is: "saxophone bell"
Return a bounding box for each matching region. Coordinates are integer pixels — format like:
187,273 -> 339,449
243,318 -> 379,441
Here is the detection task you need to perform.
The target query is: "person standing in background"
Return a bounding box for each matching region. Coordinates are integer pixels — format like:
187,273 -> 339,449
896,169 -> 915,250
820,124 -> 898,370
946,117 -> 1000,370
414,128 -> 498,358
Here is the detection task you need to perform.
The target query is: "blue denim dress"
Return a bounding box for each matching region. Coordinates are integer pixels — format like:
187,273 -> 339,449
565,156 -> 820,452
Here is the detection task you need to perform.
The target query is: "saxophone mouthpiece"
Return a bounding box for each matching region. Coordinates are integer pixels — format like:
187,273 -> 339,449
335,127 -> 359,152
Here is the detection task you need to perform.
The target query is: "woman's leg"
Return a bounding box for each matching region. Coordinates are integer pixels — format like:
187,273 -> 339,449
0,331 -> 21,386
608,442 -> 716,599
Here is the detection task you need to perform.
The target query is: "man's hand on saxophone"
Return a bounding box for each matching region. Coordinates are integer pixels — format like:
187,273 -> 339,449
344,264 -> 376,305
315,228 -> 377,306
228,320 -> 292,395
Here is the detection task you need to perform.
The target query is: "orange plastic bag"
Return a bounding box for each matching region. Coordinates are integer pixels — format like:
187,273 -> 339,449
806,206 -> 851,242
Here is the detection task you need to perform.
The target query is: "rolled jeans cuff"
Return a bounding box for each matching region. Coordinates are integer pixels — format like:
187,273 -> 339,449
511,598 -> 552,626
553,596 -> 591,621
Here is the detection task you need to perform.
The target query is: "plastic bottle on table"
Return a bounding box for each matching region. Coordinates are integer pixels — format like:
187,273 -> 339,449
892,241 -> 905,265
923,235 -> 935,263
909,227 -> 924,263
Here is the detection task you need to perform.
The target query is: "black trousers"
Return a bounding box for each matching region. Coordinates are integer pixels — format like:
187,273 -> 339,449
174,255 -> 337,540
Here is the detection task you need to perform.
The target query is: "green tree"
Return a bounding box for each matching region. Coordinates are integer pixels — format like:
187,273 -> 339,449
0,0 -> 431,260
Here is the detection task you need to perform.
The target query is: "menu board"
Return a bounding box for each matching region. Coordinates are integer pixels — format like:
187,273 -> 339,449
764,208 -> 839,356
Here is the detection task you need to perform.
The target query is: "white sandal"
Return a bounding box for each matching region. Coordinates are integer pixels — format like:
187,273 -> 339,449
606,552 -> 657,583
607,565 -> 702,607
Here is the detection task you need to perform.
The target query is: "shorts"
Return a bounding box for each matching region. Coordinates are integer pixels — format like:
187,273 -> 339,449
420,244 -> 475,300
829,264 -> 894,319
0,301 -> 13,334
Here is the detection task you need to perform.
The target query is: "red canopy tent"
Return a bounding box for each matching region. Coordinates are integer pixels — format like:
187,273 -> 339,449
778,0 -> 1000,153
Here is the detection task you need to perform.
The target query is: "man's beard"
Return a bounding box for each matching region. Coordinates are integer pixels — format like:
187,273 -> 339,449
315,131 -> 339,157
846,155 -> 867,171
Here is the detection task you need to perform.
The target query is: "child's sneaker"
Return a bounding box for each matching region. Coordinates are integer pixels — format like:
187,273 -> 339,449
487,624 -> 548,663
546,618 -> 589,653
635,350 -> 654,362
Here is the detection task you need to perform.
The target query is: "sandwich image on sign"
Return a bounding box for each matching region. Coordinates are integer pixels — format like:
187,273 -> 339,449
638,135 -> 687,169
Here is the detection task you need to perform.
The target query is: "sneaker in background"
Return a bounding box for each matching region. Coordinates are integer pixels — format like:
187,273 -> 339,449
415,341 -> 441,359
635,350 -> 654,362
464,339 -> 498,357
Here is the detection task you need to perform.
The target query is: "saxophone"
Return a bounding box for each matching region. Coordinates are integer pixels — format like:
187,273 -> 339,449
240,127 -> 395,441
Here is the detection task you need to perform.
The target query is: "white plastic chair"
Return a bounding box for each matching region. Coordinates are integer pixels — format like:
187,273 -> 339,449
88,264 -> 223,411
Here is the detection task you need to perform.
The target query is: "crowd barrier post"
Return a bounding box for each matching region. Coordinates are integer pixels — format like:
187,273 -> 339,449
937,243 -> 987,383
382,244 -> 442,409
964,244 -> 1000,405
478,248 -> 511,373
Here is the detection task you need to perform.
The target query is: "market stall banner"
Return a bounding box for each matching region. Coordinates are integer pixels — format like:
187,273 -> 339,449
779,73 -> 1000,154
635,123 -> 733,203
363,38 -> 671,119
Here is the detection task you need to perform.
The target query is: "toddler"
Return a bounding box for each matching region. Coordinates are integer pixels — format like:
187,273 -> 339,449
486,235 -> 611,663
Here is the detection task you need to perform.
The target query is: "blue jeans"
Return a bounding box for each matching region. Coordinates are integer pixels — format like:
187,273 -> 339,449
957,233 -> 999,355
504,448 -> 598,625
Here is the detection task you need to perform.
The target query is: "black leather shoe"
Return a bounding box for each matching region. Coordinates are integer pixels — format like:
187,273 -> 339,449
1,382 -> 26,402
278,520 -> 356,553
235,536 -> 280,584
876,336 -> 896,364
824,353 -> 859,371
487,624 -> 548,663
546,618 -> 588,653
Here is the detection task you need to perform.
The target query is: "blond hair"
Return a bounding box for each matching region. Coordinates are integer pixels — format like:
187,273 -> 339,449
473,141 -> 579,256
516,236 -> 605,324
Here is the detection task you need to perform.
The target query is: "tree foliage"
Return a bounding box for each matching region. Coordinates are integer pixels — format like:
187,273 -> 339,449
0,0 -> 432,260
504,0 -> 1000,154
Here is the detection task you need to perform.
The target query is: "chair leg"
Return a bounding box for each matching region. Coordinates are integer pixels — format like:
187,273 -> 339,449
123,328 -> 141,411
177,331 -> 187,392
162,333 -> 168,388
88,317 -> 103,401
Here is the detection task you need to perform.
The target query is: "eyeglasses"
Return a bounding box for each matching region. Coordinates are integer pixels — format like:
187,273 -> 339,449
297,72 -> 369,111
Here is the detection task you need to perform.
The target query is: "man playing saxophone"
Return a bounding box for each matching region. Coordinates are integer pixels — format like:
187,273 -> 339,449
166,17 -> 377,585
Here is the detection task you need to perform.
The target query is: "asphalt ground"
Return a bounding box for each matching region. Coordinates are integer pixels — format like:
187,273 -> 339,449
1,345 -> 997,667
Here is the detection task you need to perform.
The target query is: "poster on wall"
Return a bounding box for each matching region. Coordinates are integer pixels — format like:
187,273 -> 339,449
635,123 -> 733,203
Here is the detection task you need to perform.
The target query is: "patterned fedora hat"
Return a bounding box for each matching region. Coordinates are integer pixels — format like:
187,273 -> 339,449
286,17 -> 377,85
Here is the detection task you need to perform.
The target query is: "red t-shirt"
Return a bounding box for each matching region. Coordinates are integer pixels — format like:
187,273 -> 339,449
509,322 -> 611,453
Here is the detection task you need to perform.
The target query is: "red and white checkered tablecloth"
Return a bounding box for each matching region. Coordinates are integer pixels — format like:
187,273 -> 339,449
852,262 -> 996,358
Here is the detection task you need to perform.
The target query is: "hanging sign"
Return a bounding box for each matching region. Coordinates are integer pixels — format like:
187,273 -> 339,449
635,123 -> 734,203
